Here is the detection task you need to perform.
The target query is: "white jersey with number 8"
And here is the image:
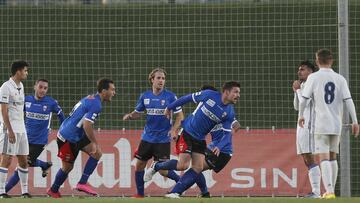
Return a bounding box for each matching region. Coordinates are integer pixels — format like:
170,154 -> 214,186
302,68 -> 351,136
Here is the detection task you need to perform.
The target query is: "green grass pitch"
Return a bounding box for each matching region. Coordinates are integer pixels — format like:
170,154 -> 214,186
1,197 -> 360,203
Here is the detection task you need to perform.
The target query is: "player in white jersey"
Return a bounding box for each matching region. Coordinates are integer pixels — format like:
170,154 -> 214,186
0,60 -> 31,198
292,60 -> 321,198
298,49 -> 359,199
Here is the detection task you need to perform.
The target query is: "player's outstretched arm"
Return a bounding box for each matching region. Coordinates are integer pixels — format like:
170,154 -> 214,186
167,93 -> 193,111
123,111 -> 141,121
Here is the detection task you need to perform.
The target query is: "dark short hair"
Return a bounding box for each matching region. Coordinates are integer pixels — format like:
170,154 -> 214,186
97,78 -> 114,93
222,81 -> 240,92
35,79 -> 49,84
11,60 -> 29,76
299,60 -> 317,72
316,48 -> 333,65
200,84 -> 218,91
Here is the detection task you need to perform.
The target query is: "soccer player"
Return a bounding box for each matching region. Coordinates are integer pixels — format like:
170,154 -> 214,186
0,60 -> 31,198
292,61 -> 321,198
195,85 -> 240,198
5,79 -> 65,193
160,81 -> 240,198
123,68 -> 184,198
298,49 -> 359,199
46,78 -> 115,198
144,84 -> 240,197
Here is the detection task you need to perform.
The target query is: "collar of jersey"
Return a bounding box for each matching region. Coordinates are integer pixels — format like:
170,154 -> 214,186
9,77 -> 21,89
151,88 -> 165,96
319,67 -> 334,72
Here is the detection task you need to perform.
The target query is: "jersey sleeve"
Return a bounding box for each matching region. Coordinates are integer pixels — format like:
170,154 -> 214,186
301,75 -> 314,99
167,94 -> 192,110
170,94 -> 182,114
222,110 -> 235,133
231,118 -> 241,131
52,99 -> 65,124
0,84 -> 10,104
191,90 -> 212,104
341,77 -> 352,100
84,100 -> 101,123
134,93 -> 145,113
293,92 -> 299,111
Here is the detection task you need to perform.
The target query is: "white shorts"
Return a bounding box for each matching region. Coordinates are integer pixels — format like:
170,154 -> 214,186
296,127 -> 314,155
0,130 -> 29,156
314,134 -> 340,154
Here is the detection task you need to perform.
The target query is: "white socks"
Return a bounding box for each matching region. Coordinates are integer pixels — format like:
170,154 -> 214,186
330,160 -> 338,189
17,166 -> 29,194
320,160 -> 334,193
308,165 -> 321,196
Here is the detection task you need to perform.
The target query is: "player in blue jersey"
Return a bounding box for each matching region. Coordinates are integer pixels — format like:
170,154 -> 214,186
192,85 -> 240,197
148,81 -> 240,198
144,84 -> 240,197
5,79 -> 65,193
46,78 -> 115,198
123,68 -> 184,198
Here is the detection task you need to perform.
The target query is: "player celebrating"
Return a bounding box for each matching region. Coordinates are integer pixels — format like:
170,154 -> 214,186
195,85 -> 240,198
47,78 -> 115,198
292,61 -> 321,198
123,68 -> 183,198
144,85 -> 240,197
5,79 -> 65,193
0,60 -> 31,198
299,49 -> 359,199
159,81 -> 240,198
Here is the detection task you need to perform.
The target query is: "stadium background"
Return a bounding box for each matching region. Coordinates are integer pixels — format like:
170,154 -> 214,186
0,0 -> 360,196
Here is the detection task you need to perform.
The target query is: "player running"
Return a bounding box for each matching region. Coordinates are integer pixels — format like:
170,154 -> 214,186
145,85 -> 240,197
145,81 -> 240,198
123,68 -> 183,198
47,78 -> 115,198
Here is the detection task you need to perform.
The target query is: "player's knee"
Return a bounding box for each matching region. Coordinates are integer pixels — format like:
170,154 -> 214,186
62,162 -> 74,173
329,152 -> 337,160
176,162 -> 190,171
0,156 -> 12,167
135,160 -> 147,171
158,170 -> 168,177
18,161 -> 28,169
88,147 -> 102,160
93,150 -> 102,160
